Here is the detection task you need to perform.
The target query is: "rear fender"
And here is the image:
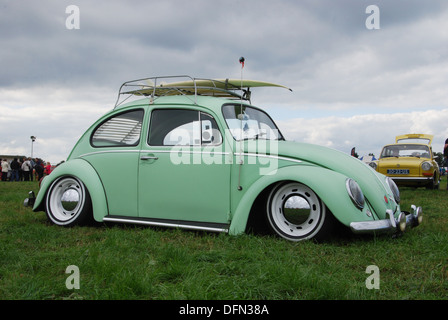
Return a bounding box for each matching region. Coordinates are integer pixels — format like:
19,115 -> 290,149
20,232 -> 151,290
33,159 -> 108,222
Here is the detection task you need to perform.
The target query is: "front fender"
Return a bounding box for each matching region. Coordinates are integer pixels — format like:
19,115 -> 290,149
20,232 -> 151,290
33,159 -> 108,222
229,165 -> 376,235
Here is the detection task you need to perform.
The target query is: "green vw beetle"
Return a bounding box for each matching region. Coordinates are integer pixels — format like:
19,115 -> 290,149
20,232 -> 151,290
26,76 -> 423,241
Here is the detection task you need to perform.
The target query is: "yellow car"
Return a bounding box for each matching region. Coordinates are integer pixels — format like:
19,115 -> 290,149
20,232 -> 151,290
374,134 -> 440,189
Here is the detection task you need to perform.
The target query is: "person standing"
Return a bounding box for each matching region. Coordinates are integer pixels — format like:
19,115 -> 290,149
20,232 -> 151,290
444,138 -> 448,190
29,158 -> 35,181
10,158 -> 20,182
18,158 -> 24,181
22,158 -> 31,181
444,138 -> 448,162
34,158 -> 44,181
44,162 -> 52,175
1,158 -> 10,181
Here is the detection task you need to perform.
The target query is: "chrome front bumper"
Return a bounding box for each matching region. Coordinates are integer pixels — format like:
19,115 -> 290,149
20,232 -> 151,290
350,205 -> 422,235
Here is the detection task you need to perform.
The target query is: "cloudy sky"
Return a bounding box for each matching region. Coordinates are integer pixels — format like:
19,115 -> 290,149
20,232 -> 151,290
1,0 -> 448,164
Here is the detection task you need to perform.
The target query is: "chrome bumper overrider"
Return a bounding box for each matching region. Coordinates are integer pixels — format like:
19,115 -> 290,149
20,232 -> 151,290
350,205 -> 422,235
23,191 -> 36,207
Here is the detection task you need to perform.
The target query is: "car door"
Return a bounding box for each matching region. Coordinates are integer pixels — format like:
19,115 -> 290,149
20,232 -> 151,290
138,108 -> 231,225
86,108 -> 144,217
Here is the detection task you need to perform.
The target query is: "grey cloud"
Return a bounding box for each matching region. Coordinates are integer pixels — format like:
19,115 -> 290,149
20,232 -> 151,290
1,0 -> 448,163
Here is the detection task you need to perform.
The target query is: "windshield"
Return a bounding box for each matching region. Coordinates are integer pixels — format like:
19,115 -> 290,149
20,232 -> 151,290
380,144 -> 431,159
222,104 -> 283,141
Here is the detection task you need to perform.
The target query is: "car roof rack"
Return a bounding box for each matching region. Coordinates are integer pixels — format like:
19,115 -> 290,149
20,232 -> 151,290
114,75 -> 291,109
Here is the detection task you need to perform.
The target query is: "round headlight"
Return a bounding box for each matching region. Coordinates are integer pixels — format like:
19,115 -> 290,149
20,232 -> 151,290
346,179 -> 365,210
386,177 -> 400,204
369,162 -> 377,170
421,161 -> 432,171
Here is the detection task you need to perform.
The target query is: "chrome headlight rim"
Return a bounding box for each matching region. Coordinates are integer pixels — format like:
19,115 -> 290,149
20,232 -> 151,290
386,177 -> 400,204
346,178 -> 365,210
421,161 -> 432,171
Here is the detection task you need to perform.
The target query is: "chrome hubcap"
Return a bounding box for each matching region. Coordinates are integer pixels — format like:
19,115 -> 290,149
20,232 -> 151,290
48,177 -> 85,223
269,183 -> 324,239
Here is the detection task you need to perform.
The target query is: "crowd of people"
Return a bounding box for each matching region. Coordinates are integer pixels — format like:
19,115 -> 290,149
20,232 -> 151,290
0,157 -> 53,182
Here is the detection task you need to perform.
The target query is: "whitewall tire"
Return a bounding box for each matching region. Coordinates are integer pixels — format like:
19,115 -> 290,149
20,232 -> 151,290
266,182 -> 334,241
45,176 -> 92,226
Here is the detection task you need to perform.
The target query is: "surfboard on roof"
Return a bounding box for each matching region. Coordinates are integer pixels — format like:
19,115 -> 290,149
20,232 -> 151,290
114,76 -> 292,108
119,77 -> 292,99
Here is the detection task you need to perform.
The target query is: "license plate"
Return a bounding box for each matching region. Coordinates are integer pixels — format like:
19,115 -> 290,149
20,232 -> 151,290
387,169 -> 409,175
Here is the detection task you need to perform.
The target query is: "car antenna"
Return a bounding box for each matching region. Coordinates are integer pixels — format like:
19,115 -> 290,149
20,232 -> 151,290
237,57 -> 245,191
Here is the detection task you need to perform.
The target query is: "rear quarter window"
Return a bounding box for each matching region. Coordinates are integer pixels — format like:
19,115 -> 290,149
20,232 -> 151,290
91,109 -> 144,147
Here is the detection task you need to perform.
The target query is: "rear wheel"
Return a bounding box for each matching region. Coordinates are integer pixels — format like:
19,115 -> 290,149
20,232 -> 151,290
45,176 -> 92,226
266,182 -> 334,241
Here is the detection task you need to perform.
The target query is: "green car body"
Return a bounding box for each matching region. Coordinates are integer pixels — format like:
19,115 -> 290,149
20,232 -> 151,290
28,77 -> 423,241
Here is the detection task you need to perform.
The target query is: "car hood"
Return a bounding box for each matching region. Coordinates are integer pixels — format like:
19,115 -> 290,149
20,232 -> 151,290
274,140 -> 377,181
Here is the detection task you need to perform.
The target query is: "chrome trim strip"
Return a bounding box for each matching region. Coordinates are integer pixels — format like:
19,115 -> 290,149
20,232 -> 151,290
234,152 -> 302,164
141,149 -> 231,156
79,149 -> 231,158
79,150 -> 141,158
103,216 -> 229,233
80,150 -> 300,163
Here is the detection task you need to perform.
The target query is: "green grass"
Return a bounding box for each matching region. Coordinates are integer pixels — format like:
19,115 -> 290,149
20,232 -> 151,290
1,180 -> 447,300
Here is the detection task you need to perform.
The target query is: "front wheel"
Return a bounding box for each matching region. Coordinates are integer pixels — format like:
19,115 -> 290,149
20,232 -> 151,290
45,176 -> 92,226
426,173 -> 439,189
266,182 -> 335,242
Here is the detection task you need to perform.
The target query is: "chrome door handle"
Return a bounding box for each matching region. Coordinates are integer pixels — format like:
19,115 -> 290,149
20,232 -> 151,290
140,156 -> 158,160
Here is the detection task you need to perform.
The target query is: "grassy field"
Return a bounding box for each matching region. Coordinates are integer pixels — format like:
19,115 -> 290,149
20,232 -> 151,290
0,179 -> 447,301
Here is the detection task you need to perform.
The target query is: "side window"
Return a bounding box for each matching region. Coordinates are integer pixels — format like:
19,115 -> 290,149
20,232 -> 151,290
91,109 -> 144,147
148,109 -> 222,146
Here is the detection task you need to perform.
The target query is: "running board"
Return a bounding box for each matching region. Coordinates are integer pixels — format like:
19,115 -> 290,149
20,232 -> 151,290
103,216 -> 229,233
